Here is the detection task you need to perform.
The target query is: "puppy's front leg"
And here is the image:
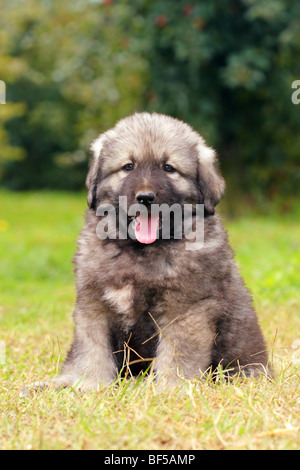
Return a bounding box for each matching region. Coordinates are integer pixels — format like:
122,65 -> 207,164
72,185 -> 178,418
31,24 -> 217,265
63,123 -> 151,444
54,303 -> 117,391
20,295 -> 116,396
154,309 -> 214,385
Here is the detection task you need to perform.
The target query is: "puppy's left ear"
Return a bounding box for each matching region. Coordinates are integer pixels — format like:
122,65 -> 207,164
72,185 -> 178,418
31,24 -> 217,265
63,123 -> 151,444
196,142 -> 225,215
86,135 -> 104,210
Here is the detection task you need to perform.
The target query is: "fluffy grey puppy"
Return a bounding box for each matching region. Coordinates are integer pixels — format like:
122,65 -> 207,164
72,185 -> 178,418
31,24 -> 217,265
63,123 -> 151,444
52,113 -> 271,390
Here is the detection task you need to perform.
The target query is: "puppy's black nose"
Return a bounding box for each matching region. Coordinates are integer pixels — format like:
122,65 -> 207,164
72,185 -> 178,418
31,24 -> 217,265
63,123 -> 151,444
136,192 -> 156,206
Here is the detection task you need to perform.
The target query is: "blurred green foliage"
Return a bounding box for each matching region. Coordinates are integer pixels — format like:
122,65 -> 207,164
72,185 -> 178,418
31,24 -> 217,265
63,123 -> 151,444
0,0 -> 300,199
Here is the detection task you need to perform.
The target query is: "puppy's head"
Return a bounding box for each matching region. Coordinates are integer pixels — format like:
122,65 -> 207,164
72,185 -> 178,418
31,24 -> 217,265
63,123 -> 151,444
87,113 -> 225,242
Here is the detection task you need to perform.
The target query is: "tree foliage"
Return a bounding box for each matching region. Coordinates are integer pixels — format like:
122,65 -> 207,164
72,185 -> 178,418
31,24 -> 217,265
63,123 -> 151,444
0,0 -> 299,197
0,0 -> 147,188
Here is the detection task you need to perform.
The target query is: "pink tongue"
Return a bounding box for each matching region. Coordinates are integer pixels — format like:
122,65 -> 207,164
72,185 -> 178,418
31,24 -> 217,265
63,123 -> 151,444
135,214 -> 159,244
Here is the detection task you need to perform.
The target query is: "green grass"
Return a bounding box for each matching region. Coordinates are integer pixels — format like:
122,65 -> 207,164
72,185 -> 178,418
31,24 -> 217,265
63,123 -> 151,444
0,189 -> 299,450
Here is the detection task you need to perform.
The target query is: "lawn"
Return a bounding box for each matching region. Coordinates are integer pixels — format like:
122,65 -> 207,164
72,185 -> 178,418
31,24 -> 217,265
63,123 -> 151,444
0,190 -> 299,450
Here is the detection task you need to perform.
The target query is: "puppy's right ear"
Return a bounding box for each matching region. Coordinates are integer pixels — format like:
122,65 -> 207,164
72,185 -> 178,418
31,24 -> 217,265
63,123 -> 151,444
196,142 -> 225,215
86,135 -> 104,210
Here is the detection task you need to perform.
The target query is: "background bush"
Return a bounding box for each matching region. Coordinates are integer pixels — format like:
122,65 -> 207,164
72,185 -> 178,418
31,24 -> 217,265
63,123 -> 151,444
0,0 -> 299,200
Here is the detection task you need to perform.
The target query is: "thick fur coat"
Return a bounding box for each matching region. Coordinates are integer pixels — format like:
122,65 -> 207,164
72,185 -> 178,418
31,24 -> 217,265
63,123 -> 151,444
53,113 -> 270,390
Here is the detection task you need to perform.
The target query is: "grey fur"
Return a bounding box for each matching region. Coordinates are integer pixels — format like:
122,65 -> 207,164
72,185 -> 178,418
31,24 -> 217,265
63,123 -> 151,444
53,112 -> 271,390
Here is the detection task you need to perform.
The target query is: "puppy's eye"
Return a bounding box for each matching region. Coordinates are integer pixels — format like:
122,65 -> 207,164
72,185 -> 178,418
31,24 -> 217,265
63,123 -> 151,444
122,163 -> 134,172
163,163 -> 176,173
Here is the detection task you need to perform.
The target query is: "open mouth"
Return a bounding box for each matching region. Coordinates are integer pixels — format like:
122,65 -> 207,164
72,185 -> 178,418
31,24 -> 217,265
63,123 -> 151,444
129,212 -> 160,244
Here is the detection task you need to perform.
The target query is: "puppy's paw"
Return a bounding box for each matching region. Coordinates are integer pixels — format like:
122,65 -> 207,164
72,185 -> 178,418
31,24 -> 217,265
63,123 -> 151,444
19,381 -> 51,398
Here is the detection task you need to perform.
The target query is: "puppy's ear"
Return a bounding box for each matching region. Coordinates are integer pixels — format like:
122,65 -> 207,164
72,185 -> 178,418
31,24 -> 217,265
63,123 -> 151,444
196,142 -> 225,215
86,135 -> 104,210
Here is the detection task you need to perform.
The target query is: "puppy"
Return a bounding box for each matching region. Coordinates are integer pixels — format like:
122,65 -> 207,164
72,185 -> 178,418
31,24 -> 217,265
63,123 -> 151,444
27,113 -> 272,393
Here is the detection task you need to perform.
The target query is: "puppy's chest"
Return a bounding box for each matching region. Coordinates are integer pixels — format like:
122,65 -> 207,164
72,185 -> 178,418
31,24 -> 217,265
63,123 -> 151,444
102,284 -> 164,327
